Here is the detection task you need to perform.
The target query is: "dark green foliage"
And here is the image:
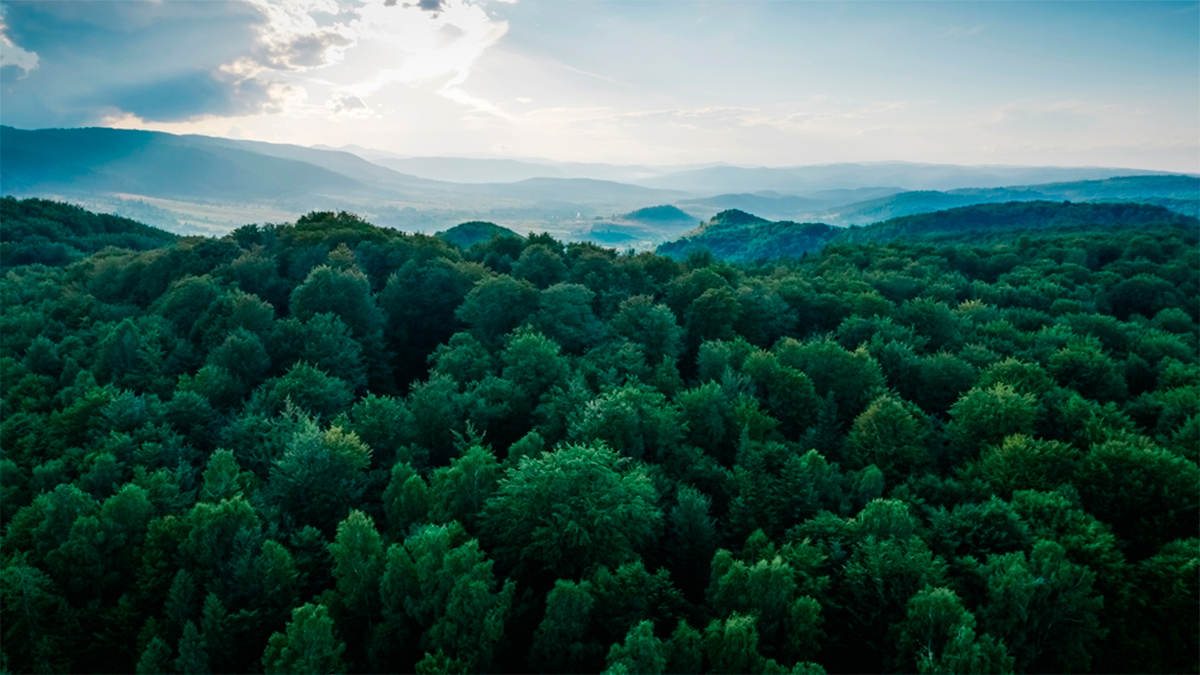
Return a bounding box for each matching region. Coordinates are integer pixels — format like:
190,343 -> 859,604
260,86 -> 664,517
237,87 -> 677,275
1,197 -> 177,268
438,221 -> 522,249
483,442 -> 663,580
1,201 -> 1196,674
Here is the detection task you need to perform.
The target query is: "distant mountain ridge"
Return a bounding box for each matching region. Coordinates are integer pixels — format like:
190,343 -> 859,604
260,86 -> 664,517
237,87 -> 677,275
816,175 -> 1200,225
638,161 -> 1183,194
5,125 -> 1195,242
658,201 -> 1198,262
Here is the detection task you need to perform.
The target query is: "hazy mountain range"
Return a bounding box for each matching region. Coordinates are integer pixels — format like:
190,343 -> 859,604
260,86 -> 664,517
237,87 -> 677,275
3,125 -> 1195,245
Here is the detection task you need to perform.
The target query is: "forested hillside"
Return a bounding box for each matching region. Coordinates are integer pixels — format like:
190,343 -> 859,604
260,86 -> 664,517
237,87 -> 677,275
659,201 -> 1196,263
1,197 -> 178,268
1,199 -> 1197,674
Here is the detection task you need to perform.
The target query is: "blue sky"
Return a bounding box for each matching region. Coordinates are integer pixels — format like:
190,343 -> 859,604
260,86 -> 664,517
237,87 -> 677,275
1,1 -> 1197,170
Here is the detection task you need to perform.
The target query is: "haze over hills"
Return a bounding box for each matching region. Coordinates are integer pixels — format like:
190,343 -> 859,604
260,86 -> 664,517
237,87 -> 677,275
3,125 -> 1196,245
635,162 -> 1181,194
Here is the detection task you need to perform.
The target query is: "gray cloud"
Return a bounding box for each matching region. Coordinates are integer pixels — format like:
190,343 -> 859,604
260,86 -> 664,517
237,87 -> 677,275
386,0 -> 446,14
332,94 -> 367,112
0,1 -> 274,126
261,29 -> 354,70
106,71 -> 281,123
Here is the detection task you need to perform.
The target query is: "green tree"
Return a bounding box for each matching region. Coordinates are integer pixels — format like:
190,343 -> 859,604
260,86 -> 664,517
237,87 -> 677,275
704,613 -> 772,674
610,295 -> 684,366
289,263 -> 384,342
946,384 -> 1037,462
483,442 -> 663,580
1,555 -> 74,673
428,333 -> 493,387
500,329 -> 571,409
570,382 -> 685,463
973,435 -> 1079,497
428,441 -> 501,533
774,338 -> 885,427
894,587 -> 1013,675
1076,438 -> 1200,558
455,274 -> 540,346
530,282 -> 605,354
531,579 -> 601,673
329,510 -> 385,624
265,421 -> 371,534
666,485 -> 719,600
1048,338 -> 1128,402
380,523 -> 514,672
262,603 -> 347,675
604,620 -> 667,675
845,393 -> 927,478
250,362 -> 354,421
979,540 -> 1105,673
512,243 -> 568,289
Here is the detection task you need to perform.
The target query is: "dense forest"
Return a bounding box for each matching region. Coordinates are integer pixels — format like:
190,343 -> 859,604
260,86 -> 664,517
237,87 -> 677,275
1,196 -> 1197,674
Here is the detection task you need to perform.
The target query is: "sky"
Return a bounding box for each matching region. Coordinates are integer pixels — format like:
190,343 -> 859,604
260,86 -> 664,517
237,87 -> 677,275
1,0 -> 1197,171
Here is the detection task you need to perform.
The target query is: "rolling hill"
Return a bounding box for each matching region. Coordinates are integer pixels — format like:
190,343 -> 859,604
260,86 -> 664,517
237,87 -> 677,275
657,201 -> 1198,262
816,175 -> 1200,225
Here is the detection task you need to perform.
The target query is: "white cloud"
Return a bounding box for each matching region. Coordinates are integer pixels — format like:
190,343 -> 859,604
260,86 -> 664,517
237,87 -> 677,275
0,18 -> 38,75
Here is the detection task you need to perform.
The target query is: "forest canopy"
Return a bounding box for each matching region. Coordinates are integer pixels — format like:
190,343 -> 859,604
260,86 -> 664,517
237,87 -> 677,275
0,199 -> 1197,674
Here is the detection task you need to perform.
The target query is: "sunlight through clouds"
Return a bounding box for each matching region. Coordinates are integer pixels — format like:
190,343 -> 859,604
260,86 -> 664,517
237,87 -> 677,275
1,0 -> 1196,170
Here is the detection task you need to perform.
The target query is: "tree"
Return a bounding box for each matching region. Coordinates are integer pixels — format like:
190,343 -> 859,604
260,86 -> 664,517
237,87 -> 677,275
531,579 -> 601,673
250,362 -> 354,421
830,532 -> 948,672
707,548 -> 823,664
946,384 -> 1037,462
265,420 -> 371,534
1,555 -> 74,673
979,540 -> 1105,673
329,510 -> 385,624
379,257 -> 481,385
428,333 -> 493,387
289,263 -> 384,342
380,523 -> 514,672
455,275 -> 540,346
610,295 -> 684,366
1126,539 -> 1200,674
604,620 -> 667,675
703,614 -> 772,674
845,393 -> 927,478
665,485 -> 718,600
483,442 -> 663,580
428,442 -> 501,533
774,338 -> 885,427
262,603 -> 347,675
973,435 -> 1079,497
569,382 -> 685,463
530,282 -> 605,354
1048,338 -> 1127,402
512,243 -> 568,289
198,448 -> 252,503
894,587 -> 1013,675
499,329 -> 571,409
687,287 -> 742,344
677,382 -> 738,462
1076,438 -> 1200,559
